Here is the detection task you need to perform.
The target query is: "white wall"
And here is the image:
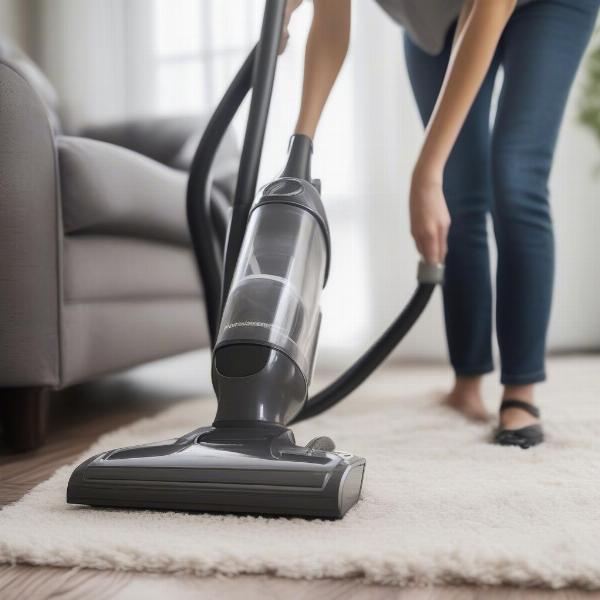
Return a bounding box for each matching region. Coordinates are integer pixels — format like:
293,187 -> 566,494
549,82 -> 600,352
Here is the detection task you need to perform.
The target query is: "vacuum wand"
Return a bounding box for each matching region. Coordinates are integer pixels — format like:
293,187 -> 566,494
219,0 -> 286,321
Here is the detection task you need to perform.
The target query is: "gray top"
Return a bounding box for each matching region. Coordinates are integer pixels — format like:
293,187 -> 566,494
375,0 -> 537,55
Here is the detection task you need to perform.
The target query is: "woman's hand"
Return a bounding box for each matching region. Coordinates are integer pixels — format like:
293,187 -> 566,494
279,0 -> 303,54
409,167 -> 451,264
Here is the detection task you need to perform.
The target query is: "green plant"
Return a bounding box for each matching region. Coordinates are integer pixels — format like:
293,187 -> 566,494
579,30 -> 600,149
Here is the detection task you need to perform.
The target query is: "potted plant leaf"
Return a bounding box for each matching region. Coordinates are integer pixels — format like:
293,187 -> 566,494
579,30 -> 600,161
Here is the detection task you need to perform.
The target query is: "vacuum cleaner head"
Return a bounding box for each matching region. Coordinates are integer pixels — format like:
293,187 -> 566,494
67,425 -> 365,519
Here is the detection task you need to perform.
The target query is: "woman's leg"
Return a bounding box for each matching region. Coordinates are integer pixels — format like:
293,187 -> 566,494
404,30 -> 501,419
492,0 -> 599,428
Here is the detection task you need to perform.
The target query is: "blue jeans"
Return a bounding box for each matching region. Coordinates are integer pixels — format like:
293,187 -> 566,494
404,0 -> 599,385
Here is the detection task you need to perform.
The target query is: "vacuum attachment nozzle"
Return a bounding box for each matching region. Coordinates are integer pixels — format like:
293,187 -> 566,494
67,425 -> 365,519
417,260 -> 445,285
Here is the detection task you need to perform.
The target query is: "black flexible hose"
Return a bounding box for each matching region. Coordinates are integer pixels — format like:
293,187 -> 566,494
186,50 -> 255,345
291,282 -> 436,424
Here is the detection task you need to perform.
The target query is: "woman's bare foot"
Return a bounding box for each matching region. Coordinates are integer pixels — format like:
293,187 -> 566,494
444,376 -> 489,422
500,384 -> 538,429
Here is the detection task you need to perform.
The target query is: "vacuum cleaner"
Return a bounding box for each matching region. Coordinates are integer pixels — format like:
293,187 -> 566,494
67,0 -> 443,519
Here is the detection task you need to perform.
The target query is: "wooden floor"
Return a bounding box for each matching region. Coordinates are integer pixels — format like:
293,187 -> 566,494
1,352 -> 599,600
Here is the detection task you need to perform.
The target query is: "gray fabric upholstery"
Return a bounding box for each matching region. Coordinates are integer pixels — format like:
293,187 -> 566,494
83,114 -> 240,201
58,137 -> 191,246
0,61 -> 62,388
61,299 -> 208,386
81,115 -> 213,168
0,38 -> 63,134
63,236 -> 201,302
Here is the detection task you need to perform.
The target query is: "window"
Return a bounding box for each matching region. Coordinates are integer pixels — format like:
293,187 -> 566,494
152,0 -> 262,114
148,0 -> 371,354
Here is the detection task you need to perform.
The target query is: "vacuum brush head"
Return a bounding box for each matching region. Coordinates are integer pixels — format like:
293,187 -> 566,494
67,425 -> 365,519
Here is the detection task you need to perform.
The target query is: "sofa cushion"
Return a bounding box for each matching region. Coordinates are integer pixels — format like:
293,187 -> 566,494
63,236 -> 202,303
58,136 -> 191,247
61,299 -> 208,386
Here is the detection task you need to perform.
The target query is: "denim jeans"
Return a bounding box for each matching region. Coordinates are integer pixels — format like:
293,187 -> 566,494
404,0 -> 599,385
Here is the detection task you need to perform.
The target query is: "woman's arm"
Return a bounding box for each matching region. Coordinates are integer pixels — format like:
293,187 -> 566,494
410,0 -> 517,263
294,0 -> 351,139
417,0 -> 516,175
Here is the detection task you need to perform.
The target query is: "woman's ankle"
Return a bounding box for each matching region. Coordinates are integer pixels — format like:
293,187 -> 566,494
445,375 -> 488,421
503,384 -> 534,404
453,375 -> 483,395
500,384 -> 538,429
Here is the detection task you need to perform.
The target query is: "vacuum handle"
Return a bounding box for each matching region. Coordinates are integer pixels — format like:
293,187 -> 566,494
187,0 -> 286,347
187,50 -> 255,346
220,0 -> 286,320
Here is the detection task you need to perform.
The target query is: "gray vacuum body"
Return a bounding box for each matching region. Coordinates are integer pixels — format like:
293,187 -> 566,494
67,167 -> 366,519
213,177 -> 330,425
67,426 -> 365,518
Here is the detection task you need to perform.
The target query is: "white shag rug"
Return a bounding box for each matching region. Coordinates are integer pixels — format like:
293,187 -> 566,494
1,356 -> 600,589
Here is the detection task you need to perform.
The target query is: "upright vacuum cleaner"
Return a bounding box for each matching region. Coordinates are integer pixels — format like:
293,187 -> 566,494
67,0 -> 444,518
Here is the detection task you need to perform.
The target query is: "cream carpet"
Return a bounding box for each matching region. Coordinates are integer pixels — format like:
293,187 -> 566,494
1,356 -> 600,588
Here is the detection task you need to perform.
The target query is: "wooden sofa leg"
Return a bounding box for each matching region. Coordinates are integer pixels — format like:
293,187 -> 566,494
0,388 -> 49,452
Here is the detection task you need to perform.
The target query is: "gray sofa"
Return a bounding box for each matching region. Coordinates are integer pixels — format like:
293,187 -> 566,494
0,41 -> 237,451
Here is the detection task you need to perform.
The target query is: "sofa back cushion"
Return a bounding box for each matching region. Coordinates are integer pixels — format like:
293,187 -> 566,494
58,136 -> 191,247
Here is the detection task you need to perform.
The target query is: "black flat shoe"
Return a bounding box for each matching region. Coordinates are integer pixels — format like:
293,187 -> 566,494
494,399 -> 544,449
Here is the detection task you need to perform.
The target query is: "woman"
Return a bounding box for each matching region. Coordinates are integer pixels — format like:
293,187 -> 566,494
284,0 -> 599,448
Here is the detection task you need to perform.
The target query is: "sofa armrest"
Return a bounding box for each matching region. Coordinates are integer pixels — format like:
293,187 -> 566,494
58,137 -> 191,247
0,61 -> 61,388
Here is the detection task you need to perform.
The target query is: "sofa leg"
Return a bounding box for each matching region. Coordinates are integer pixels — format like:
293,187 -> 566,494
0,388 -> 49,452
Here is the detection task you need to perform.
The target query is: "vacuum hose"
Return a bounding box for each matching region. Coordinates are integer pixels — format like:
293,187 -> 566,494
187,51 -> 254,344
292,266 -> 442,424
